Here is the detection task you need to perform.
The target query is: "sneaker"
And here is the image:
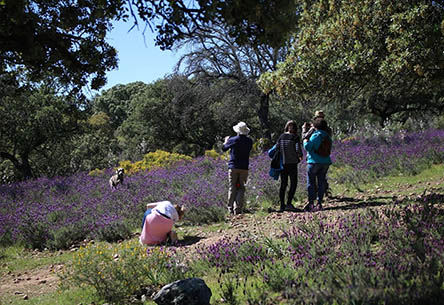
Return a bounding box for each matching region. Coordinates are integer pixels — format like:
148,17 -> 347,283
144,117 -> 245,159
303,203 -> 314,212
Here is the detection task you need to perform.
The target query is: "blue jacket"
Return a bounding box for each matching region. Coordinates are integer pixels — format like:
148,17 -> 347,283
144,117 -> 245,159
303,130 -> 332,164
267,144 -> 283,180
222,135 -> 253,169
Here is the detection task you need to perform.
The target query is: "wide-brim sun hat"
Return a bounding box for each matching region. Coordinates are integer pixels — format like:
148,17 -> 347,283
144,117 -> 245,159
314,110 -> 325,118
233,121 -> 250,135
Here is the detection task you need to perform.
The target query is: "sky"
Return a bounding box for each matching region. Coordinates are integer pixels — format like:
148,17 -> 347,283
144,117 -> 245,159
94,20 -> 184,93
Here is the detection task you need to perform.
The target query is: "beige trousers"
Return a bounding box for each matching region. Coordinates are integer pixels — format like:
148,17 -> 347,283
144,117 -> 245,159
227,168 -> 249,214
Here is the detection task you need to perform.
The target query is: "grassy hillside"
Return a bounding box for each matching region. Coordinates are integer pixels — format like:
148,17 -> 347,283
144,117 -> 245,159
1,129 -> 444,304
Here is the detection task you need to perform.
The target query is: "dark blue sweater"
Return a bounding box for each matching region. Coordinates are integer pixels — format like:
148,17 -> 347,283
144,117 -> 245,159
222,135 -> 253,169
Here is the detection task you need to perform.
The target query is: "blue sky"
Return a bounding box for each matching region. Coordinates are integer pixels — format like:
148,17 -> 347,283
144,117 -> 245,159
96,20 -> 183,92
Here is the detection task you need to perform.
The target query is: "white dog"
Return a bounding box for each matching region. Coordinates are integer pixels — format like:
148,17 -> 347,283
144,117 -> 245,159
109,168 -> 124,189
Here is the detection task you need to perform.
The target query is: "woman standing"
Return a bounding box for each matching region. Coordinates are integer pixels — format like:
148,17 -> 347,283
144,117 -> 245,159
275,120 -> 303,212
303,118 -> 332,212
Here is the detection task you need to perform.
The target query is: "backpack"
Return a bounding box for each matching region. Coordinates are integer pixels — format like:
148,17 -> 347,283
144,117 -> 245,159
315,134 -> 332,157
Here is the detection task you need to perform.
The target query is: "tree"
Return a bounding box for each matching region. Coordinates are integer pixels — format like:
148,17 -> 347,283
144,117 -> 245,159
0,74 -> 80,179
92,81 -> 149,130
259,0 -> 444,126
174,21 -> 291,139
127,0 -> 300,50
118,77 -> 221,158
0,0 -> 123,91
1,0 -> 300,92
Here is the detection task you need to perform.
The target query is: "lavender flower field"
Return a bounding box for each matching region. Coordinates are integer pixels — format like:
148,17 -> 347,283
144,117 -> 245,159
332,128 -> 444,185
195,195 -> 444,304
1,129 -> 444,251
1,129 -> 444,304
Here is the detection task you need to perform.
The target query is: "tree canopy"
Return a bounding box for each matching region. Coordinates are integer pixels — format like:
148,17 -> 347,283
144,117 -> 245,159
259,0 -> 444,125
128,0 -> 300,50
0,74 -> 81,179
0,0 -> 123,91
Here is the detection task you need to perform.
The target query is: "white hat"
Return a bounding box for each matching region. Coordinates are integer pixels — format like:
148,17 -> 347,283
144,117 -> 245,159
233,121 -> 250,135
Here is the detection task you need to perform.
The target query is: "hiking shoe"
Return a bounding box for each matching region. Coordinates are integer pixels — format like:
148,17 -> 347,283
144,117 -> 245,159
303,203 -> 314,212
277,205 -> 286,213
285,204 -> 298,212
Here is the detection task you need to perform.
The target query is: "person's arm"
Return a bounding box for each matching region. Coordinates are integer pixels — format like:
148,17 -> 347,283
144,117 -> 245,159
303,132 -> 322,152
222,136 -> 236,152
296,138 -> 303,161
146,202 -> 159,209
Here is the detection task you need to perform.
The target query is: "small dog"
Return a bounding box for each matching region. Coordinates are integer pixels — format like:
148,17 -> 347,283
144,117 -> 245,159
109,168 -> 124,189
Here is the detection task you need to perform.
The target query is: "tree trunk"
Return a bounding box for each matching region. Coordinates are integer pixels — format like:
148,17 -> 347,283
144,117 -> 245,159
258,93 -> 271,141
0,151 -> 33,179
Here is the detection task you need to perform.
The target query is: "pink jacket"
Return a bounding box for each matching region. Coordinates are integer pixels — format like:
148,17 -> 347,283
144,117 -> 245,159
140,210 -> 174,245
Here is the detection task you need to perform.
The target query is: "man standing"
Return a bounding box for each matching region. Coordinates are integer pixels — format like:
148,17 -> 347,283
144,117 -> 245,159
222,122 -> 253,215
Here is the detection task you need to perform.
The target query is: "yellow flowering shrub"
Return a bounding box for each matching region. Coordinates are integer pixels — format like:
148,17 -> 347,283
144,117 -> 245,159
204,149 -> 221,159
116,150 -> 192,176
88,168 -> 105,176
141,150 -> 192,170
59,239 -> 189,303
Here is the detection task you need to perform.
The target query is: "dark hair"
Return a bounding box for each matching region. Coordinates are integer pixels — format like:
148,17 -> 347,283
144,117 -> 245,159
284,120 -> 297,134
313,118 -> 328,131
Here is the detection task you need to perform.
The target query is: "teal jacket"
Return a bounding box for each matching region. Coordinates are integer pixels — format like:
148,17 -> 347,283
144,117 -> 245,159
303,130 -> 332,164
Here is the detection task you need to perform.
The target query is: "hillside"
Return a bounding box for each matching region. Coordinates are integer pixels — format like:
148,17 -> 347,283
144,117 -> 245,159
1,164 -> 444,304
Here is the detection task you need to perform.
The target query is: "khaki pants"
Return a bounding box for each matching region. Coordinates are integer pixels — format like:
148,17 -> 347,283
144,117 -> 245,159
228,168 -> 249,214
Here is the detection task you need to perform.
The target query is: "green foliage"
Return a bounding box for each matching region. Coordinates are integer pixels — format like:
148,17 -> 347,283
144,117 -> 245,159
259,0 -> 444,126
1,0 -> 121,90
0,80 -> 81,179
252,138 -> 271,154
90,221 -> 132,243
46,224 -> 88,250
184,206 -> 227,225
60,240 -> 189,304
129,0 -> 300,50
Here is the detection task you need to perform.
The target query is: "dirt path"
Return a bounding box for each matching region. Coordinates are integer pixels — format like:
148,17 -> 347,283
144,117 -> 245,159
0,264 -> 62,301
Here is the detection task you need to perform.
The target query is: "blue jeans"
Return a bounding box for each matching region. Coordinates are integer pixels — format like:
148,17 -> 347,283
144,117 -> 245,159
141,208 -> 152,229
307,163 -> 330,205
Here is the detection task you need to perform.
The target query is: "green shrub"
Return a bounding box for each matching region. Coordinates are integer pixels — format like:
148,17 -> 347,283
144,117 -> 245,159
90,221 -> 133,243
47,224 -> 88,250
60,240 -> 189,304
185,206 -> 227,224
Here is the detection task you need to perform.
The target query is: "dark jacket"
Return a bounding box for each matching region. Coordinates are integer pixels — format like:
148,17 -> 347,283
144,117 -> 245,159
277,133 -> 303,164
222,135 -> 253,170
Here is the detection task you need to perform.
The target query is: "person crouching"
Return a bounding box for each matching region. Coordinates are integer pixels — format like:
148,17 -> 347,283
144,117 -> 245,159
139,201 -> 185,245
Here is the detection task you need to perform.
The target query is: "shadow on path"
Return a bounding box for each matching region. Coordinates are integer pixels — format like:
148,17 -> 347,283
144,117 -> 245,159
177,235 -> 204,246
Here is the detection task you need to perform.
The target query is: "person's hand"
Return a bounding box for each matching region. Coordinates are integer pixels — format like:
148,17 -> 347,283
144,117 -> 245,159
302,122 -> 310,132
168,231 -> 178,243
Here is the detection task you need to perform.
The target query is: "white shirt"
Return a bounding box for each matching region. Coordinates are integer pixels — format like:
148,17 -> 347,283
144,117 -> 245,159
153,201 -> 179,222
